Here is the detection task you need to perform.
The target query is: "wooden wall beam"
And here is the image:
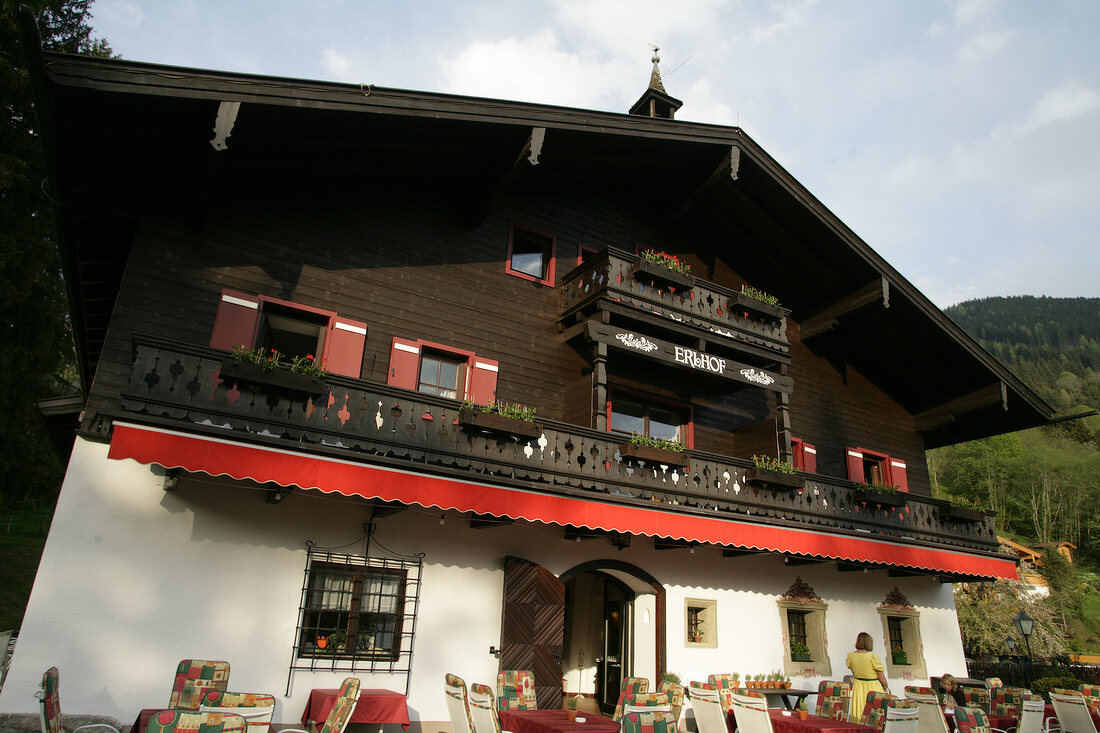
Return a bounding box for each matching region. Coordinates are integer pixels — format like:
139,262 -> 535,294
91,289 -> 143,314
673,146 -> 740,218
914,382 -> 1007,432
800,277 -> 890,339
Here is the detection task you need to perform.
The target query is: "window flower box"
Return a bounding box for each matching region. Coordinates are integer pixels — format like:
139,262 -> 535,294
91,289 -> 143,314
618,442 -> 687,468
457,407 -> 540,438
631,259 -> 694,291
219,359 -> 327,395
853,489 -> 908,507
743,468 -> 803,490
941,505 -> 984,522
729,292 -> 783,320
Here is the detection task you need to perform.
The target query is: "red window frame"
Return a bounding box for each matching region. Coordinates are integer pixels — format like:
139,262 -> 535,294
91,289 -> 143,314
846,447 -> 909,492
209,288 -> 366,378
505,223 -> 557,286
386,337 -> 499,405
577,245 -> 600,266
606,388 -> 694,449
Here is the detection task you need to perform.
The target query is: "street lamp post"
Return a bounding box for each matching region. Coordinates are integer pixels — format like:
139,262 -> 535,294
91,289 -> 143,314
1013,610 -> 1034,663
1005,636 -> 1016,655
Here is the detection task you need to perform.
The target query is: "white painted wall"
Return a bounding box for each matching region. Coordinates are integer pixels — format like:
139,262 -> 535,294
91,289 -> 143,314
0,437 -> 971,727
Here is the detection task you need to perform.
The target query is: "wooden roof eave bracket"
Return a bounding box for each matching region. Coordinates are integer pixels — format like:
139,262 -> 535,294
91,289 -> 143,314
673,145 -> 740,219
499,126 -> 546,190
800,276 -> 890,339
914,382 -> 1008,432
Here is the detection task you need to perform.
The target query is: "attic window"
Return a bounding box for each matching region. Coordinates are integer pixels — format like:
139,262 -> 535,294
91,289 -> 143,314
506,223 -> 556,286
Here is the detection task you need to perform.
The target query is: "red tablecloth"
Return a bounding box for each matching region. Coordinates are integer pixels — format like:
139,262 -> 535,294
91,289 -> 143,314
499,709 -> 620,733
301,688 -> 411,729
726,709 -> 876,733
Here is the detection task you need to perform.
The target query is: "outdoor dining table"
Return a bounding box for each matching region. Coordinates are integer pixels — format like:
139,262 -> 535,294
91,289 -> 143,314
498,708 -> 620,733
726,708 -> 878,733
756,689 -> 819,711
301,688 -> 412,731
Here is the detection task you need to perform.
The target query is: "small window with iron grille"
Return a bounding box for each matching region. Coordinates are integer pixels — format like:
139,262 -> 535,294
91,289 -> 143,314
293,548 -> 422,682
787,610 -> 809,659
888,616 -> 907,664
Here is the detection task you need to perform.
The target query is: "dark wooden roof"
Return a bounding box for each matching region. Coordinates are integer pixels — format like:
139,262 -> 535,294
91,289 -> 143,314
29,52 -> 1053,448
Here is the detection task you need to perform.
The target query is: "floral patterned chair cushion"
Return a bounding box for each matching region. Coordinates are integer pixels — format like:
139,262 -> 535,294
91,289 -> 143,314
819,696 -> 850,722
904,687 -> 936,697
989,687 -> 1024,717
954,706 -> 993,733
613,678 -> 651,721
817,682 -> 852,717
707,676 -> 736,715
318,694 -> 359,733
1079,685 -> 1100,714
962,688 -> 990,713
860,693 -> 913,732
621,711 -> 679,733
37,666 -> 121,733
169,660 -> 231,710
659,682 -> 685,721
339,677 -> 361,701
985,679 -> 1004,690
621,692 -> 671,718
496,670 -> 537,711
198,690 -> 276,733
146,711 -> 247,733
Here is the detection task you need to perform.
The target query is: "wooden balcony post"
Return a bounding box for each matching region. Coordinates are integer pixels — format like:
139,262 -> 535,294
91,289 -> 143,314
594,342 -> 608,431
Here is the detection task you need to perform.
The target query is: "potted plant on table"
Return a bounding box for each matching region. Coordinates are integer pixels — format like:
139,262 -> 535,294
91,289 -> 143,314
796,700 -> 809,720
731,673 -> 741,689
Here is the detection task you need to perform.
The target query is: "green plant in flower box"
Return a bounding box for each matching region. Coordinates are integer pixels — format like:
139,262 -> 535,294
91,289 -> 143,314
630,433 -> 685,452
740,285 -> 780,306
856,482 -> 900,494
230,345 -> 327,377
461,400 -> 537,421
640,248 -> 692,276
751,454 -> 796,474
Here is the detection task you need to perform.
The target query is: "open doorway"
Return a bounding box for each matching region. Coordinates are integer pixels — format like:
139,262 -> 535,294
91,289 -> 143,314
561,562 -> 664,715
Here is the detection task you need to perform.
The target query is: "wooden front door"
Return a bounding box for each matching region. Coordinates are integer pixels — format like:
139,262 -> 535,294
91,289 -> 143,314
500,556 -> 565,709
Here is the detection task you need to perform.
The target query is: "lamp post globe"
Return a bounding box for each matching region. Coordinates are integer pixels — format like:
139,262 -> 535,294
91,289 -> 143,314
1013,610 -> 1034,662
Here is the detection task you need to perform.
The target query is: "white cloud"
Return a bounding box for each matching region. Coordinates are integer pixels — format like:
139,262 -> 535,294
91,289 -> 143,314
953,0 -> 1000,25
749,0 -> 817,43
322,49 -> 355,81
1013,81 -> 1100,137
957,28 -> 1014,60
888,156 -> 934,186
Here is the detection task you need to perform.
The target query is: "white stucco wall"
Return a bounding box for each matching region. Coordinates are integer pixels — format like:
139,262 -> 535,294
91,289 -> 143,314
0,437 -> 971,726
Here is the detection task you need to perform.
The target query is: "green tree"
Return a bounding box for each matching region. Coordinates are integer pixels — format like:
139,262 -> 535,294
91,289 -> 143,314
0,1 -> 111,508
954,576 -> 1068,660
1037,548 -> 1085,633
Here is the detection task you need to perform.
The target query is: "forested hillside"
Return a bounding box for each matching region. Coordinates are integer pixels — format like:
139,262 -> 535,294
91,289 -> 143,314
932,297 -> 1100,566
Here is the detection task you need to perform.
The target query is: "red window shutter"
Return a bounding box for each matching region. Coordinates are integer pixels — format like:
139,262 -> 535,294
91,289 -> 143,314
846,447 -> 865,483
792,439 -> 804,470
802,443 -> 818,474
466,356 -> 499,406
387,337 -> 420,391
210,289 -> 260,351
324,318 -> 367,378
890,458 -> 909,492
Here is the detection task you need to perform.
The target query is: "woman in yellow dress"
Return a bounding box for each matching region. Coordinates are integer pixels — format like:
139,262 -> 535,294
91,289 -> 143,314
845,632 -> 890,720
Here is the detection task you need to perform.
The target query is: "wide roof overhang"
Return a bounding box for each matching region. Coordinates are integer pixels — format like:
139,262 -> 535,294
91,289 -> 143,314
108,422 -> 1018,581
28,50 -> 1053,448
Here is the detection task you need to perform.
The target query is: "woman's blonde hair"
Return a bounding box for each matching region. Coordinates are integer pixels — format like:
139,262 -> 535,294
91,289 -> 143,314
941,674 -> 957,690
855,632 -> 874,651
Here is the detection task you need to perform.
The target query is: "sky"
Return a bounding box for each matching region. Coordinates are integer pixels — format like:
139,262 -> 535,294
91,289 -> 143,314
88,0 -> 1100,309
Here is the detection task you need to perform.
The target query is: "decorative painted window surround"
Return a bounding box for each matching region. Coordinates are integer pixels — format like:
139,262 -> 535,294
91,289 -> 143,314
877,586 -> 927,681
685,598 -> 717,648
777,577 -> 832,677
506,222 -> 556,286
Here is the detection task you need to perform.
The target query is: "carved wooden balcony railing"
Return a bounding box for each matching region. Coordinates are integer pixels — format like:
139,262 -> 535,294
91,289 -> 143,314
115,336 -> 1001,556
560,249 -> 789,361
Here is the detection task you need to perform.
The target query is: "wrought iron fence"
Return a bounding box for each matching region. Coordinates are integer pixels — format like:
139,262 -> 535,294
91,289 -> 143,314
966,661 -> 1100,689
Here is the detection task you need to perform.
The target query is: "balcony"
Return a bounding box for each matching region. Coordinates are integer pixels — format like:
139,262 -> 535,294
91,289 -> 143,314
560,248 -> 789,363
113,336 -> 1000,558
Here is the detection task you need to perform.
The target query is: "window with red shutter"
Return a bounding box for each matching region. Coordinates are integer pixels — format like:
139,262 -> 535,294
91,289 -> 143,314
792,439 -> 817,474
506,223 -> 556,286
847,447 -> 907,490
386,337 -> 499,405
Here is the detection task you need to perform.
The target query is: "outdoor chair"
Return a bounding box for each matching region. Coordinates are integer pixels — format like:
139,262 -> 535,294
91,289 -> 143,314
817,681 -> 852,720
731,692 -> 774,733
468,683 -> 516,733
990,688 -> 1026,718
169,659 -> 231,710
963,688 -> 992,715
906,688 -> 951,733
861,693 -> 912,733
1079,686 -> 1100,716
731,690 -> 769,712
496,670 -> 537,711
36,667 -> 121,733
280,677 -> 360,733
987,680 -> 1006,690
819,695 -> 850,722
884,706 -> 921,733
659,681 -> 685,722
445,674 -> 475,733
708,674 -> 737,715
1017,695 -> 1046,733
688,683 -> 727,733
1050,691 -> 1098,733
622,711 -> 680,733
145,711 -> 248,733
198,690 -> 275,733
612,677 -> 650,722
622,691 -> 671,717
955,705 -> 1009,733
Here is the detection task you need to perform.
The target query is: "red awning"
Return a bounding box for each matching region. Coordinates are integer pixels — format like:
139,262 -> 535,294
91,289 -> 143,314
108,422 -> 1017,580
